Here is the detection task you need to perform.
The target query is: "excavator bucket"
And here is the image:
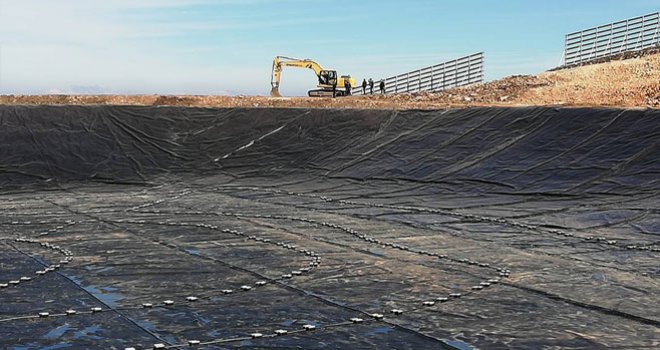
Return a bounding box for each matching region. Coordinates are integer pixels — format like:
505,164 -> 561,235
270,87 -> 282,97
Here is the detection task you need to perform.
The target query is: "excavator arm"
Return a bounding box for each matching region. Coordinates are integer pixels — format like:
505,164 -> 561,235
270,56 -> 328,97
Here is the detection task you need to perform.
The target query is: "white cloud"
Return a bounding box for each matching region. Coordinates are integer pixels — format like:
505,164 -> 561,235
0,0 -> 282,94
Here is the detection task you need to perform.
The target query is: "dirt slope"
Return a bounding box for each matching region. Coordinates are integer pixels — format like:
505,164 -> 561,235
1,53 -> 658,109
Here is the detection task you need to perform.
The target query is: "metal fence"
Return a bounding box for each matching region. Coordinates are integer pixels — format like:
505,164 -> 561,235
353,52 -> 484,95
563,12 -> 660,66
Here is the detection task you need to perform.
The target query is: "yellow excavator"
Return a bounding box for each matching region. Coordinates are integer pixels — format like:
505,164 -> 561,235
270,56 -> 356,97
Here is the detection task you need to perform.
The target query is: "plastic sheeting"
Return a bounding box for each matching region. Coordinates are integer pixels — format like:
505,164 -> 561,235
1,106 -> 658,194
1,106 -> 659,349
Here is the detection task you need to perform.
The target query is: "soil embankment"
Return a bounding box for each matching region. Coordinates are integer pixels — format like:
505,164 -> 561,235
1,52 -> 659,109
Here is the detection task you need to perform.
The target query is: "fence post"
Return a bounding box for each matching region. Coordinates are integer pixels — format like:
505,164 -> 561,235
654,13 -> 660,46
589,26 -> 599,60
442,67 -> 445,91
467,58 -> 471,85
406,73 -> 410,93
578,31 -> 584,64
561,34 -> 568,65
623,19 -> 629,52
430,65 -> 434,91
604,23 -> 613,57
635,15 -> 645,50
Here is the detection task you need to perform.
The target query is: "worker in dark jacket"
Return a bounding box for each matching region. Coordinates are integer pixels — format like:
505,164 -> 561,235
379,79 -> 386,94
368,78 -> 374,95
362,79 -> 367,94
344,79 -> 351,96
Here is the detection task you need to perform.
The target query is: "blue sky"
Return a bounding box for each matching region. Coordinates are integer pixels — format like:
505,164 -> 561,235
0,0 -> 658,96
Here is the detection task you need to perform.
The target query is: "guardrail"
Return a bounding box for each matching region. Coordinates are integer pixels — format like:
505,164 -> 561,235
563,12 -> 660,66
353,52 -> 484,95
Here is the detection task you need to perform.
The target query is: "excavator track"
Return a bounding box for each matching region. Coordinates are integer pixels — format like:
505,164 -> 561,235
308,89 -> 345,98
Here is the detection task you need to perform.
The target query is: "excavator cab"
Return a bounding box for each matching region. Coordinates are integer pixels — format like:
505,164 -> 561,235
318,70 -> 337,86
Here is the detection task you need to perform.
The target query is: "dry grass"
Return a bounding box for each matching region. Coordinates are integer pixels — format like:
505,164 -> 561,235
522,54 -> 660,107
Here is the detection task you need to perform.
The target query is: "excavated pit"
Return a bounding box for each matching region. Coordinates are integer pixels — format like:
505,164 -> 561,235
1,106 -> 659,349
